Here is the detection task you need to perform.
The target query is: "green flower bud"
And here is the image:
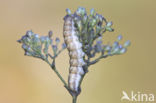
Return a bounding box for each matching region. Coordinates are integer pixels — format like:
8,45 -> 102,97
112,41 -> 119,48
62,43 -> 66,49
22,44 -> 28,50
82,15 -> 88,23
111,46 -> 120,54
76,9 -> 81,15
81,7 -> 86,16
77,20 -> 82,31
105,45 -> 111,51
94,44 -> 102,53
40,36 -> 46,43
90,19 -> 96,27
55,37 -> 60,44
34,34 -> 39,38
52,45 -> 58,55
25,37 -> 31,43
106,21 -> 113,27
43,42 -> 49,54
25,52 -> 32,56
105,27 -> 114,32
48,30 -> 53,38
124,40 -> 131,47
119,45 -> 123,49
45,37 -> 52,44
95,14 -> 99,20
66,8 -> 71,15
119,48 -> 127,54
99,15 -> 103,23
96,25 -> 101,33
90,8 -> 95,16
117,35 -> 122,41
26,30 -> 33,37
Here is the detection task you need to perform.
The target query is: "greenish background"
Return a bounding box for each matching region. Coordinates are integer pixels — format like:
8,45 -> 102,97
0,0 -> 155,103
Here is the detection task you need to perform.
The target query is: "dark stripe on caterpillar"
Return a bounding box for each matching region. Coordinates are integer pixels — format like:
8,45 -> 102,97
63,15 -> 86,93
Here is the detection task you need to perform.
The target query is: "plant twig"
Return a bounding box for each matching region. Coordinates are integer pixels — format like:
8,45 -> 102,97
44,58 -> 68,89
88,55 -> 108,66
72,95 -> 77,103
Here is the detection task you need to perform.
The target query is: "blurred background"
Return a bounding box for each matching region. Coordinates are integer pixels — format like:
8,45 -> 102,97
0,0 -> 156,103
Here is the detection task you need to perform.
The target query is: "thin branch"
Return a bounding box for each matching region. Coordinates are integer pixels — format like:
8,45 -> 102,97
44,58 -> 68,89
48,53 -> 54,59
48,49 -> 64,59
88,54 -> 108,66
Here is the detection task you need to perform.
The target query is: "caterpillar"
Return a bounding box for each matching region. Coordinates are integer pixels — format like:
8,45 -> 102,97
63,15 -> 86,93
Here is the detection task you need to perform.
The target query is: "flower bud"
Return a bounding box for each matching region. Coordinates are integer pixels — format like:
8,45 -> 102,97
124,40 -> 131,47
34,34 -> 39,38
112,41 -> 119,48
26,30 -> 33,37
119,45 -> 123,49
90,18 -> 96,27
95,14 -> 99,20
94,44 -> 102,53
76,7 -> 81,15
17,39 -> 22,43
105,27 -> 114,32
119,48 -> 127,54
52,45 -> 58,54
90,8 -> 95,16
111,46 -> 119,54
40,36 -> 46,43
105,45 -> 111,51
43,42 -> 49,54
66,8 -> 71,15
81,7 -> 86,16
77,20 -> 82,31
99,15 -> 103,22
62,43 -> 66,49
55,37 -> 60,44
82,15 -> 88,23
22,44 -> 28,50
25,52 -> 32,56
96,40 -> 102,44
117,35 -> 122,41
96,25 -> 101,33
106,21 -> 113,27
48,30 -> 53,38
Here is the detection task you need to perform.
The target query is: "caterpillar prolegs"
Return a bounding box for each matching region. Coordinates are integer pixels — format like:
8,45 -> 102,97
63,15 -> 86,93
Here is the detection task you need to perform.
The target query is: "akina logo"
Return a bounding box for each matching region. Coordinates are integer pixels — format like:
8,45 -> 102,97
121,91 -> 154,102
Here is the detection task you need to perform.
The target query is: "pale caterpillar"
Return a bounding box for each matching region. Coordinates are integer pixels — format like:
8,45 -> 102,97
63,15 -> 86,93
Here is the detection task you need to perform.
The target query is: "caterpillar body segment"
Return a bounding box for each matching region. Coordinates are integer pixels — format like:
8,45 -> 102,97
63,15 -> 86,93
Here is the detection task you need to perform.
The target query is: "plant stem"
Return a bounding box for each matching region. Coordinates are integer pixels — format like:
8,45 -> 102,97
44,59 -> 68,89
88,54 -> 108,66
72,95 -> 77,103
